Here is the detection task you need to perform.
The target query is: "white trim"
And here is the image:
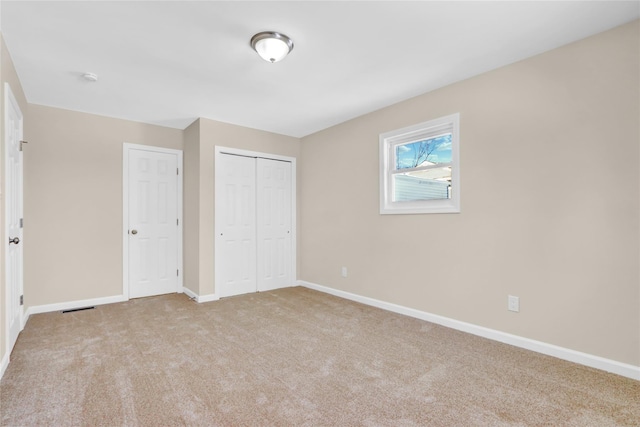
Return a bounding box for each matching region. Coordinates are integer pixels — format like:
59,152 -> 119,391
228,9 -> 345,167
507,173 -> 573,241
197,294 -> 219,303
21,309 -> 28,331
182,287 -> 198,301
25,294 -> 127,316
182,287 -> 219,303
214,146 -> 297,295
122,143 -> 183,300
298,280 -> 640,381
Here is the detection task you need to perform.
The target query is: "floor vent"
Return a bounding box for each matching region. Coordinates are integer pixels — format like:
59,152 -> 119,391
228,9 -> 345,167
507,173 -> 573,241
62,306 -> 95,314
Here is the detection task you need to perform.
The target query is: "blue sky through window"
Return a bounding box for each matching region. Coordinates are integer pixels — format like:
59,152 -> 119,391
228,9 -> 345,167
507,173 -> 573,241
396,134 -> 452,169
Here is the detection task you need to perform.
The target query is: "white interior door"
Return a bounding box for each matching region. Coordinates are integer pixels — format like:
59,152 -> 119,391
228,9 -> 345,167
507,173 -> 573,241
127,147 -> 180,299
215,154 -> 257,297
4,83 -> 24,355
257,158 -> 292,292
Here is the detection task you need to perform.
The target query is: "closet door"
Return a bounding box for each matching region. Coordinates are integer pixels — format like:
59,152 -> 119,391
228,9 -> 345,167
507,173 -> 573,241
256,158 -> 292,292
215,154 -> 257,297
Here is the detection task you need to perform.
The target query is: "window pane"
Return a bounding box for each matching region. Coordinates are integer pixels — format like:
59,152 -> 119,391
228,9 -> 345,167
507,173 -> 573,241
395,134 -> 452,170
392,167 -> 452,201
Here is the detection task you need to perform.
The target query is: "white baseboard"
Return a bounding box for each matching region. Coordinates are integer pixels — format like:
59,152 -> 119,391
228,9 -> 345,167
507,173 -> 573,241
26,294 -> 127,317
182,287 -> 219,303
182,287 -> 198,300
298,280 -> 640,381
21,307 -> 28,332
0,350 -> 9,380
197,294 -> 219,303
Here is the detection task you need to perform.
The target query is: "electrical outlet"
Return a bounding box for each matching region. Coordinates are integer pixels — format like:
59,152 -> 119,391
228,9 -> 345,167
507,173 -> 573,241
508,295 -> 520,312
341,267 -> 348,278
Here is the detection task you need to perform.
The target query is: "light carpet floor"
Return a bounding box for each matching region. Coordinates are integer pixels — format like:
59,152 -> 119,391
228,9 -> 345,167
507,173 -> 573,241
1,287 -> 638,426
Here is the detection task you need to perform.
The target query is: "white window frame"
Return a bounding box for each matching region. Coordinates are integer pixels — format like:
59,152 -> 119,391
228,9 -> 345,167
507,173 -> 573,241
379,113 -> 460,214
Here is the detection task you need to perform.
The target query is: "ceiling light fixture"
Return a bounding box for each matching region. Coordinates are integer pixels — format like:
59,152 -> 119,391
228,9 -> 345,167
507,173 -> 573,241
250,31 -> 294,63
82,72 -> 98,82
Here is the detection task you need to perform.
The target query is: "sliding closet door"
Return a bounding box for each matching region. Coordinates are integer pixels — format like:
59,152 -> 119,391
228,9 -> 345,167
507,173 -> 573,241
215,154 -> 257,298
256,158 -> 292,292
215,152 -> 294,298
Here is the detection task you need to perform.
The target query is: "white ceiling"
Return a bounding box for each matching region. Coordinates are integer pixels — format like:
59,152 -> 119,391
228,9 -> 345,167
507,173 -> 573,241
2,1 -> 638,138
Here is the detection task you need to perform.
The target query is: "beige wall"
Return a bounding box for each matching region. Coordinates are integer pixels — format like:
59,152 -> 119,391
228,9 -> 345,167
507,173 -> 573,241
24,105 -> 183,307
183,119 -> 200,295
193,118 -> 301,297
0,34 -> 29,365
300,21 -> 639,366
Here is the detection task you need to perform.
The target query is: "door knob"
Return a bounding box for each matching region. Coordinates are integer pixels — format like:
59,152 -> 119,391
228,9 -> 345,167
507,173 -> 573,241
131,230 -> 138,235
8,237 -> 19,245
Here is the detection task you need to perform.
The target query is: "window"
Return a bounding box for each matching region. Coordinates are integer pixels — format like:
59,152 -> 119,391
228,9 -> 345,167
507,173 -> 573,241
379,113 -> 460,214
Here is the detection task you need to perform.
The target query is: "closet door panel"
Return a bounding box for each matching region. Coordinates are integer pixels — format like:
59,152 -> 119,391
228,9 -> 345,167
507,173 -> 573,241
257,158 -> 292,291
215,154 -> 257,297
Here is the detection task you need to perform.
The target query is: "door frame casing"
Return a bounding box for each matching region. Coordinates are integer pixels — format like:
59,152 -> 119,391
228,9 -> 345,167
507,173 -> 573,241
122,143 -> 183,300
214,146 -> 297,296
4,83 -> 25,361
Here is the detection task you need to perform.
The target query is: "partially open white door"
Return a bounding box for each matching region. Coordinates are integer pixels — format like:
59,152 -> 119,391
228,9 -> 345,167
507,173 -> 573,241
4,83 -> 24,356
124,145 -> 182,299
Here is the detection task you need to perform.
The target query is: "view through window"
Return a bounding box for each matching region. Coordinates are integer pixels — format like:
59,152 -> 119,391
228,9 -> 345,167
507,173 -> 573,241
393,133 -> 452,202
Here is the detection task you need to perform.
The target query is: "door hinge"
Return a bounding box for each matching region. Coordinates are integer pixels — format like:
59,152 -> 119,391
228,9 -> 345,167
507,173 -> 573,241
177,168 -> 179,175
177,218 -> 179,226
177,269 -> 179,277
20,295 -> 23,306
19,140 -> 28,152
20,218 -> 23,228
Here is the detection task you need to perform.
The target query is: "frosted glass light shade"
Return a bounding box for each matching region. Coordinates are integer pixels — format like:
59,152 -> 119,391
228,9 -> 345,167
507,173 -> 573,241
250,32 -> 294,63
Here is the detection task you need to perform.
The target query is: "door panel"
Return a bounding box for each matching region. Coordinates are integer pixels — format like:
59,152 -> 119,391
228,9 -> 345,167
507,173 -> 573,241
215,154 -> 257,297
257,158 -> 292,292
128,149 -> 178,298
5,84 -> 24,354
